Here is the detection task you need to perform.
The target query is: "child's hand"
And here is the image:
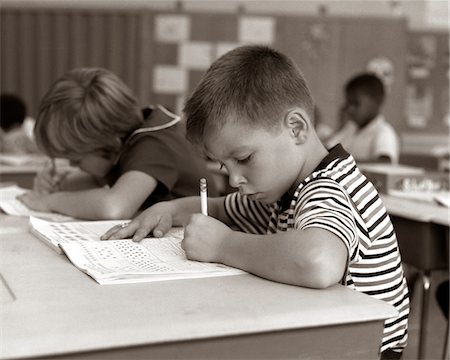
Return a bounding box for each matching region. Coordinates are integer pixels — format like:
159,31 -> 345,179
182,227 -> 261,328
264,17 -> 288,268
33,164 -> 68,194
101,202 -> 174,242
181,214 -> 230,263
17,192 -> 52,212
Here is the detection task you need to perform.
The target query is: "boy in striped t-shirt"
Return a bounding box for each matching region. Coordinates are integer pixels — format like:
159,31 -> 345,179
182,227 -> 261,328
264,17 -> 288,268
102,45 -> 409,359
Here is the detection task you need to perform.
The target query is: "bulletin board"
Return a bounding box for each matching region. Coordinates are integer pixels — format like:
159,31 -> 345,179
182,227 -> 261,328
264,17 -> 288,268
148,12 -> 408,132
404,30 -> 450,133
1,7 -> 408,134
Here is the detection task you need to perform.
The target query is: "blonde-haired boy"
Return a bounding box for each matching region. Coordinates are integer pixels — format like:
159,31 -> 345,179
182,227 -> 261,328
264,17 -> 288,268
19,68 -> 217,219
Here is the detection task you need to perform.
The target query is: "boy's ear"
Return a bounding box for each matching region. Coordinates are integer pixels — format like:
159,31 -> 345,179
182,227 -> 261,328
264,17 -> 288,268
283,108 -> 310,144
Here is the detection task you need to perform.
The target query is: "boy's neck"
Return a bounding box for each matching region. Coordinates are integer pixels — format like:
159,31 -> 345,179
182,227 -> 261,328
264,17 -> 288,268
287,140 -> 329,196
356,113 -> 379,130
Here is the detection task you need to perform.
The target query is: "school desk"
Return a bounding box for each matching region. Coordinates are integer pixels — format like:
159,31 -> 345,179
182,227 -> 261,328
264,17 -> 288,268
0,156 -> 73,189
0,216 -> 396,360
382,194 -> 449,360
0,163 -> 43,188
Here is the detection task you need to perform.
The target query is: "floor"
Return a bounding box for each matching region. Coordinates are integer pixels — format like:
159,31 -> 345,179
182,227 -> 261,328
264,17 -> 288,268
403,269 -> 448,360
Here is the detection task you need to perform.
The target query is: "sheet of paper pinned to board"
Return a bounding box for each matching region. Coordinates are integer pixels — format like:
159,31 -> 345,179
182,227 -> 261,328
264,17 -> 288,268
154,14 -> 191,43
215,42 -> 242,60
178,42 -> 213,70
153,65 -> 187,94
238,16 -> 275,44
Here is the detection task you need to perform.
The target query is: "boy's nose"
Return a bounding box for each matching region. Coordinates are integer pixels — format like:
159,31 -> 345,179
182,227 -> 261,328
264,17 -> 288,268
228,172 -> 246,189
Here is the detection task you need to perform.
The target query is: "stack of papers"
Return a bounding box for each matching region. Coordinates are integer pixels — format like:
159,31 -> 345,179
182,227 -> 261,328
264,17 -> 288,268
0,185 -> 73,221
29,217 -> 245,285
388,189 -> 450,208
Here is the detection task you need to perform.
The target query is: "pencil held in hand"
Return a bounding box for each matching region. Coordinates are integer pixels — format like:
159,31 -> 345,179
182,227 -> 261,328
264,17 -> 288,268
200,178 -> 208,216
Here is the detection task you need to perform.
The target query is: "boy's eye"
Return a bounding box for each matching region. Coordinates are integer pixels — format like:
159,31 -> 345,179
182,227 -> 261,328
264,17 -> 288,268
236,154 -> 252,165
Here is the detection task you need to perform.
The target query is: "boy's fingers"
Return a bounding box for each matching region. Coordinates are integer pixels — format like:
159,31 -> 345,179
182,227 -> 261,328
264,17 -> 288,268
101,222 -> 134,240
100,224 -> 122,240
132,227 -> 153,242
152,215 -> 172,238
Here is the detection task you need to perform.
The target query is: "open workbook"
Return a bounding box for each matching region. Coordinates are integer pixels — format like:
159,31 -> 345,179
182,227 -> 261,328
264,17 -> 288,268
29,217 -> 245,285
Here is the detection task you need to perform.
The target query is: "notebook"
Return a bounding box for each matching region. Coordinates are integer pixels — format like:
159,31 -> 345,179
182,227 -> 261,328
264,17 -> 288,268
0,185 -> 74,221
29,217 -> 246,285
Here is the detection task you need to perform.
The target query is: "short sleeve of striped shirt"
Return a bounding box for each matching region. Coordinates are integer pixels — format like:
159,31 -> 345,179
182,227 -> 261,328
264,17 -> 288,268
295,179 -> 359,259
224,192 -> 271,234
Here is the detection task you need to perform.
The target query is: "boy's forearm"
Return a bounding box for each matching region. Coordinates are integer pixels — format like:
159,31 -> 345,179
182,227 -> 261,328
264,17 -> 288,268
170,196 -> 229,226
59,171 -> 102,191
47,189 -> 122,219
218,229 -> 346,289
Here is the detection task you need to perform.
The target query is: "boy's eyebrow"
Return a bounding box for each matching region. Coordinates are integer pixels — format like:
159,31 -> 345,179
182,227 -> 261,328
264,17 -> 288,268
206,146 -> 251,162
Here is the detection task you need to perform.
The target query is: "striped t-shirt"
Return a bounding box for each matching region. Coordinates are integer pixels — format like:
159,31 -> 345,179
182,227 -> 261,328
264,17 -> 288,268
224,144 -> 409,353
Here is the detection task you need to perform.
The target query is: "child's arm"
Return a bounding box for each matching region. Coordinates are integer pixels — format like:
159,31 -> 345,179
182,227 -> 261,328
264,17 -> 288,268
19,171 -> 158,220
33,164 -> 70,194
57,170 -> 105,191
101,197 -> 347,289
34,165 -> 102,194
182,215 -> 348,289
100,195 -> 230,241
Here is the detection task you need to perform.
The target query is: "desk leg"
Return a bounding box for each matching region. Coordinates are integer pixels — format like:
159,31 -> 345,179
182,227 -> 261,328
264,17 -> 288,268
443,320 -> 449,360
418,271 -> 431,360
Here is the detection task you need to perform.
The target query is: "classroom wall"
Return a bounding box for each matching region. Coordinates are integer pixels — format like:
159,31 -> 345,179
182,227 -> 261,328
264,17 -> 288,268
1,0 -> 448,155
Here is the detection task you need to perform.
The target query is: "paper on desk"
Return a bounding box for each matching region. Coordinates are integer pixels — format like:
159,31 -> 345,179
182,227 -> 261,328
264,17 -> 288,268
29,217 -> 246,284
0,154 -> 47,166
0,185 -> 73,221
388,189 -> 450,207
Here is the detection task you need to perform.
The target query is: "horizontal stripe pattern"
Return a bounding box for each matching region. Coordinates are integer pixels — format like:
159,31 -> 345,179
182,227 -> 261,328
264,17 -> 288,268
224,145 -> 409,352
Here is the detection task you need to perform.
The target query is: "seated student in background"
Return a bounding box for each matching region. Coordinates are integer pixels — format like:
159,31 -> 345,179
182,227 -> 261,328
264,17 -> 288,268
326,72 -> 399,163
18,68 -> 217,220
0,93 -> 39,154
102,46 -> 409,359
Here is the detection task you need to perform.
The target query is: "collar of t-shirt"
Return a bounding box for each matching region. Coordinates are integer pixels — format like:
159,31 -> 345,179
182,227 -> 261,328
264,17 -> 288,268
278,144 -> 350,211
356,114 -> 385,134
122,105 -> 180,149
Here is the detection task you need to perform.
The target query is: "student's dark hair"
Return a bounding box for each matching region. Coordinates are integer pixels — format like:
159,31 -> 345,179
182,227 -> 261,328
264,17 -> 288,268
184,45 -> 314,147
0,94 -> 27,131
345,73 -> 385,104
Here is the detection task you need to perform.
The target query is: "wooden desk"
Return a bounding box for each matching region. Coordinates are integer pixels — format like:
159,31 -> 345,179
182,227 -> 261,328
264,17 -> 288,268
0,163 -> 43,188
382,195 -> 449,359
0,216 -> 396,360
0,156 -> 73,189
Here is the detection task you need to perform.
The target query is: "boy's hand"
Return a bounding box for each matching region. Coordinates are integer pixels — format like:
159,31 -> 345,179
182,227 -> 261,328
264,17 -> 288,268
17,192 -> 52,212
33,164 -> 68,194
100,202 -> 174,242
182,214 -> 230,263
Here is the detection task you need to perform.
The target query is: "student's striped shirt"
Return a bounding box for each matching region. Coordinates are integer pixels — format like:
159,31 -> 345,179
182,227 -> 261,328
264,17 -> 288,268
224,144 -> 409,353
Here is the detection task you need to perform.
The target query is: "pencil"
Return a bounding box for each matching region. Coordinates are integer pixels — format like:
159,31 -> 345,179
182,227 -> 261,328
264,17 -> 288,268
199,178 -> 208,216
50,158 -> 56,177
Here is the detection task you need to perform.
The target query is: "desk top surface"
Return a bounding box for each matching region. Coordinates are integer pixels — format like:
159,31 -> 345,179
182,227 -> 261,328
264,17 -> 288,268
381,194 -> 450,226
0,216 -> 396,359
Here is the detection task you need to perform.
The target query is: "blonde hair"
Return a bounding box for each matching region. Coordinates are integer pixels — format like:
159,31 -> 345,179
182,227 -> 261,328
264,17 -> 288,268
35,68 -> 143,158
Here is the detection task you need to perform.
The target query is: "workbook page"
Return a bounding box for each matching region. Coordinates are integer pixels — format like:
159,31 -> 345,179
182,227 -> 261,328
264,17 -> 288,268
61,228 -> 245,285
29,217 -> 245,284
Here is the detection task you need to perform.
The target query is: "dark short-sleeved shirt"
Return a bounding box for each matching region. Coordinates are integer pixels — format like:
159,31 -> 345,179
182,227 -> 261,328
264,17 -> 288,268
105,105 -> 217,209
224,145 -> 409,353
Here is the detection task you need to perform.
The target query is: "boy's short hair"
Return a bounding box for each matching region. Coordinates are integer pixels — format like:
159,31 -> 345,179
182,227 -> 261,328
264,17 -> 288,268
345,73 -> 385,104
0,94 -> 27,132
184,45 -> 314,147
35,68 -> 142,157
